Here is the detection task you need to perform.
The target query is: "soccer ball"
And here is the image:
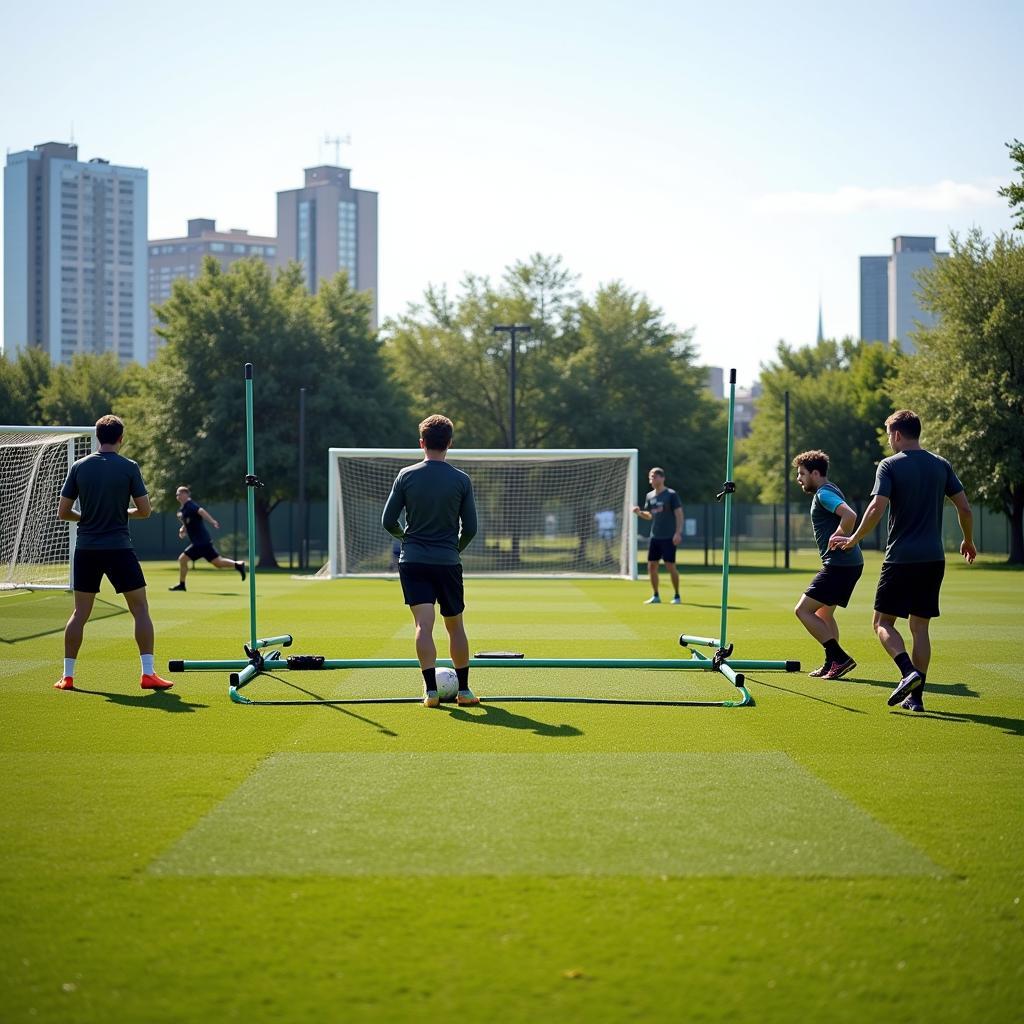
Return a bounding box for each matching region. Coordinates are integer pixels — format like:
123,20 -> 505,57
434,667 -> 459,702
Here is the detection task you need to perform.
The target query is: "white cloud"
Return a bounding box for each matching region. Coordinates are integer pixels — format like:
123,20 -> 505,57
754,179 -> 1004,215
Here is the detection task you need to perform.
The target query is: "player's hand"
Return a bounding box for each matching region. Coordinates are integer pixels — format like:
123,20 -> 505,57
672,532 -> 681,545
961,540 -> 977,564
829,531 -> 852,550
632,505 -> 641,514
211,519 -> 220,529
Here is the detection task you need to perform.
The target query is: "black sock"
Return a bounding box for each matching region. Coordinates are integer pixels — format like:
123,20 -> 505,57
455,666 -> 470,691
421,667 -> 437,692
913,672 -> 926,699
823,639 -> 847,663
894,652 -> 915,677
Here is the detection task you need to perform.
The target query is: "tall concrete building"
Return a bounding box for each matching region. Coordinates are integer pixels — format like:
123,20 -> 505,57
148,219 -> 277,361
4,142 -> 148,364
276,164 -> 378,325
859,236 -> 946,353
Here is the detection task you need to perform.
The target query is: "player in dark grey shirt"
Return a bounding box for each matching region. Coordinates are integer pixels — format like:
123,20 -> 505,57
55,414 -> 173,692
382,414 -> 479,708
830,410 -> 975,712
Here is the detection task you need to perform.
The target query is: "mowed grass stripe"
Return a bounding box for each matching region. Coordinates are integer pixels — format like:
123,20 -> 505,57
150,752 -> 943,878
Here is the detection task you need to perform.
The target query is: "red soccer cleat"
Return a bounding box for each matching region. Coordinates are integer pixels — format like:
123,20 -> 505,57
140,673 -> 174,691
54,676 -> 75,690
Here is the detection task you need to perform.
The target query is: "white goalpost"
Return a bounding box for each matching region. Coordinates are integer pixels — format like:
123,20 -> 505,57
324,448 -> 639,579
0,426 -> 96,591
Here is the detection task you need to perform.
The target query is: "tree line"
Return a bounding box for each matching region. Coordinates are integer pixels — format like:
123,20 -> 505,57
3,146 -> 1022,564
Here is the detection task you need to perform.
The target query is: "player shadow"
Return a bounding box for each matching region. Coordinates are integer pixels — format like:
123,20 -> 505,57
891,707 -> 1024,737
259,674 -> 399,737
0,596 -> 126,644
73,688 -> 208,712
444,703 -> 584,737
840,675 -> 981,699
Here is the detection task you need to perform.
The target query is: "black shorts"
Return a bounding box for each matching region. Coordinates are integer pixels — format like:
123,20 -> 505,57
804,563 -> 864,608
184,542 -> 220,563
73,548 -> 147,594
399,562 -> 465,617
647,538 -> 677,563
874,560 -> 945,619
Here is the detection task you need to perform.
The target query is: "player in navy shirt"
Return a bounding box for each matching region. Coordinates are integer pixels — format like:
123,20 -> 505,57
632,467 -> 683,604
169,485 -> 246,591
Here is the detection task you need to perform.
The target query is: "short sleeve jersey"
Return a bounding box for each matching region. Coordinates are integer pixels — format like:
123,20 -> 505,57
644,487 -> 682,539
872,449 -> 964,563
177,499 -> 212,546
60,451 -> 147,550
811,482 -> 863,567
381,460 -> 478,565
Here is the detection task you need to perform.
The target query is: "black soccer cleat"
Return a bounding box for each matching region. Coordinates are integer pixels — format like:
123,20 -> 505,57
237,561 -> 246,582
168,582 -> 186,592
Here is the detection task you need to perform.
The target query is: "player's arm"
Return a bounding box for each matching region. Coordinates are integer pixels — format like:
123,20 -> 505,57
381,479 -> 406,540
632,505 -> 653,520
198,506 -> 220,529
129,494 -> 152,519
673,504 -> 683,544
458,483 -> 478,552
57,496 -> 80,523
836,501 -> 857,538
830,495 -> 886,550
950,490 -> 976,564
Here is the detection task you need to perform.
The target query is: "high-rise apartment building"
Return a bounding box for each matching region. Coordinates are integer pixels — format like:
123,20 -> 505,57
276,164 -> 378,325
859,236 -> 946,353
4,142 -> 148,364
148,219 -> 277,361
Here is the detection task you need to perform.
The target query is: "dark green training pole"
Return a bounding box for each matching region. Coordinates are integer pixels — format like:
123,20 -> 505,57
719,368 -> 737,651
245,363 -> 258,650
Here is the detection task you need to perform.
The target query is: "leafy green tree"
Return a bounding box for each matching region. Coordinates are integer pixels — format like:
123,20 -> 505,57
901,228 -> 1024,563
998,138 -> 1024,232
735,338 -> 902,506
37,352 -> 141,426
132,257 -> 408,567
0,347 -> 53,424
383,254 -> 578,447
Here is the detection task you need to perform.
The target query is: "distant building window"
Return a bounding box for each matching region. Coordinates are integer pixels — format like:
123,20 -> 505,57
232,244 -> 246,254
209,242 -> 226,252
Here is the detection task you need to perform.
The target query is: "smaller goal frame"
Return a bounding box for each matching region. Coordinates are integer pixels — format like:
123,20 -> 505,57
0,425 -> 97,591
326,447 -> 640,580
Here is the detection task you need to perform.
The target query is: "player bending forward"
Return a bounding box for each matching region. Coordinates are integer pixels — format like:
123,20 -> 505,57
381,414 -> 480,708
792,450 -> 864,679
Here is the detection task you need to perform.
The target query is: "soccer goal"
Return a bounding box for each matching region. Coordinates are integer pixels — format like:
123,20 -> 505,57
324,448 -> 639,579
0,426 -> 96,591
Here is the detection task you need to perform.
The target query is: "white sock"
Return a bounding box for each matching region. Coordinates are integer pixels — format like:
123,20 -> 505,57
63,658 -> 76,679
141,654 -> 155,675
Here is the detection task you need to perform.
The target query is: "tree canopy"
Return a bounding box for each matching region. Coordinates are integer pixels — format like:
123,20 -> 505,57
129,257 -> 407,566
735,338 -> 902,505
901,228 -> 1024,563
998,138 -> 1024,232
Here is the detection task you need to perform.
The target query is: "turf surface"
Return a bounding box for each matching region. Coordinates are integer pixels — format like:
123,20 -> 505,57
1,553 -> 1022,1022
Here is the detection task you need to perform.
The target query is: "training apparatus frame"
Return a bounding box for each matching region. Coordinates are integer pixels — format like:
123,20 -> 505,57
168,365 -> 799,706
0,425 -> 97,591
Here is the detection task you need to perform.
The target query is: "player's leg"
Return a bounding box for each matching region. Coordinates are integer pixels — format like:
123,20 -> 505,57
212,555 -> 246,579
646,560 -> 660,601
665,548 -> 681,603
410,603 -> 440,706
113,551 -> 172,691
57,590 -> 97,689
874,562 -> 924,705
438,564 -> 477,705
169,550 -> 190,591
901,562 -> 943,711
800,566 -> 857,678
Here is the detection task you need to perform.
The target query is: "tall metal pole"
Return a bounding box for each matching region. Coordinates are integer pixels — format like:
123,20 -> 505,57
719,369 -> 738,650
244,363 -> 258,649
298,387 -> 307,570
492,324 -> 532,448
784,389 -> 791,569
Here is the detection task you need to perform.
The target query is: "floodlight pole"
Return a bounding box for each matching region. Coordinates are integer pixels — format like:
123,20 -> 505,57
492,324 -> 531,449
784,389 -> 791,569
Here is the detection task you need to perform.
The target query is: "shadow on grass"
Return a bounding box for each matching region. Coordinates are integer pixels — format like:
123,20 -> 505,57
73,688 -> 208,712
0,594 -> 125,644
842,676 -> 981,699
254,673 -> 399,737
751,677 -> 867,714
444,703 -> 583,737
681,602 -> 749,611
891,707 -> 1024,737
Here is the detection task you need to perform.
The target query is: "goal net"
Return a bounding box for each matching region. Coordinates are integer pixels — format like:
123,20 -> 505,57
325,448 -> 638,578
0,426 -> 96,590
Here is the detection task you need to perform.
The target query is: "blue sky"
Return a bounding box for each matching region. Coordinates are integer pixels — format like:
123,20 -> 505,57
2,0 -> 1021,385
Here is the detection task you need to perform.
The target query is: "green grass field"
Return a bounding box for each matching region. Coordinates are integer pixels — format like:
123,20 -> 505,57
2,554 -> 1022,1023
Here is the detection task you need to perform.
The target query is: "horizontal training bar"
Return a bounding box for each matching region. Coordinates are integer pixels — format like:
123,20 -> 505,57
171,657 -> 798,672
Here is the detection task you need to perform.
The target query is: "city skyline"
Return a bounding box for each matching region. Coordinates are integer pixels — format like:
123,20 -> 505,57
1,0 -> 1021,386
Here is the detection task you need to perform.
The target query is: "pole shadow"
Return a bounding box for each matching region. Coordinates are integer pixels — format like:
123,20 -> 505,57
73,688 -> 208,712
750,677 -> 866,714
444,703 -> 583,737
260,673 -> 399,737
